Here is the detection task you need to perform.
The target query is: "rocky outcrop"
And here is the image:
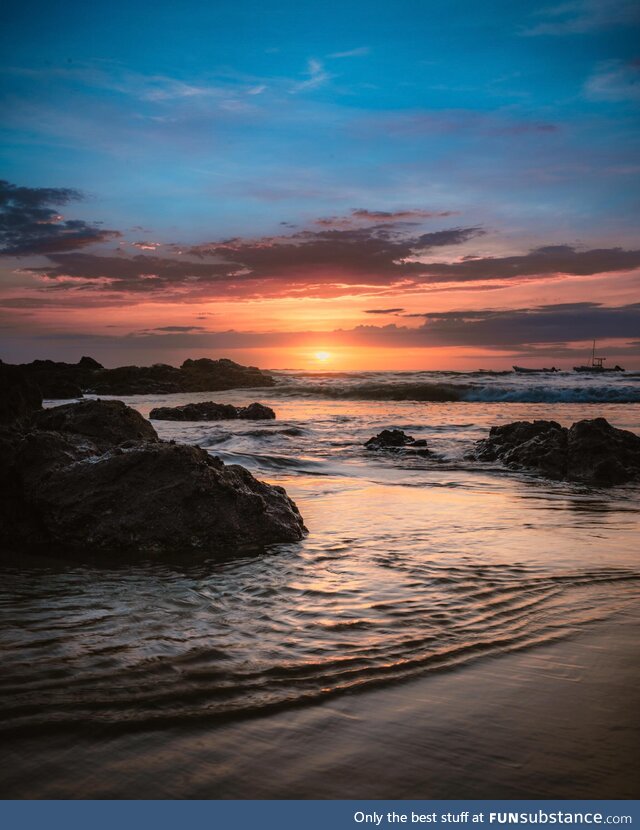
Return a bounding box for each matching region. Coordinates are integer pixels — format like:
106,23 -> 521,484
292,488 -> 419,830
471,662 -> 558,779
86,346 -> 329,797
0,397 -> 306,557
33,399 -> 158,450
471,418 -> 640,485
89,358 -> 274,395
29,443 -> 305,555
150,401 -> 276,421
364,429 -> 430,455
4,356 -> 275,399
0,362 -> 42,424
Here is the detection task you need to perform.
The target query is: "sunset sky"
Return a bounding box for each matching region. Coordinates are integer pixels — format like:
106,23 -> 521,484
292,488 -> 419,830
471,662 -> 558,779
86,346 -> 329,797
1,0 -> 639,370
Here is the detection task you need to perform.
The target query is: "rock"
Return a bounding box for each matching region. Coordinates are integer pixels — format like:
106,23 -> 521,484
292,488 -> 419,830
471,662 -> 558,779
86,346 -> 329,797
238,402 -> 276,420
150,402 -> 238,421
87,358 -> 275,395
473,420 -> 567,479
87,363 -> 183,395
150,401 -> 276,421
0,362 -> 42,424
0,399 -> 305,556
31,443 -> 306,554
4,355 -> 275,398
179,358 -> 274,393
78,356 -> 103,370
364,429 -> 429,453
471,417 -> 640,485
33,399 -> 159,450
12,358 -> 90,399
566,418 -> 640,485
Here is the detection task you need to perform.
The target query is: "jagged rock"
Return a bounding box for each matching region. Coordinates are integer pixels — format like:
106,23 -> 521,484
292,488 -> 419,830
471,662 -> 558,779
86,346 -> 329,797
0,399 -> 305,556
78,356 -> 103,370
364,429 -> 429,453
471,417 -> 640,485
473,420 -> 567,479
150,401 -> 276,421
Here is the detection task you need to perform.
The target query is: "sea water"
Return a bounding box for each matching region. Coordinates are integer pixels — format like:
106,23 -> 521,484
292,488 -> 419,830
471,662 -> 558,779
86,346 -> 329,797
1,370 -> 639,796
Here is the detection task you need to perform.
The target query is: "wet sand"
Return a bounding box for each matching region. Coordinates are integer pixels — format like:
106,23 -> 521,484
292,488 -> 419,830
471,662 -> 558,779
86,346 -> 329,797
2,607 -> 638,799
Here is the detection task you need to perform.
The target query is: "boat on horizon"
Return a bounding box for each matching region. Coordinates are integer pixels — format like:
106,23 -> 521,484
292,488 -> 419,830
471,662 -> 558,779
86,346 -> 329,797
573,341 -> 625,373
513,366 -> 559,373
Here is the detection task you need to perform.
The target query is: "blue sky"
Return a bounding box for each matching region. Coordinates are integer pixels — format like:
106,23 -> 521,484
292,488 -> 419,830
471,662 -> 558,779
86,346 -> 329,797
1,0 -> 639,368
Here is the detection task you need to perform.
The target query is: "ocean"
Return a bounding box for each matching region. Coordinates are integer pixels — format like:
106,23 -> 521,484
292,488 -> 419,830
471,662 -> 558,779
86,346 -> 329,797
1,369 -> 639,798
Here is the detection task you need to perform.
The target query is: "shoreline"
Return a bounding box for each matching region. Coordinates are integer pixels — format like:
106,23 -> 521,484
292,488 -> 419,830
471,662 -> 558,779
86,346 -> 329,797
2,608 -> 638,799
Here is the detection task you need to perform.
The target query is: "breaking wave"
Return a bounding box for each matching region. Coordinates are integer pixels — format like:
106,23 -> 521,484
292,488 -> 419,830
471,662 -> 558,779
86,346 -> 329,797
272,380 -> 640,404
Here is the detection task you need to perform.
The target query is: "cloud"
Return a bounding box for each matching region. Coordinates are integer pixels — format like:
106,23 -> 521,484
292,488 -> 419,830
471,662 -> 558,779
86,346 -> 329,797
17,233 -> 640,304
27,253 -> 232,293
401,301 -> 640,348
8,64 -> 232,103
291,59 -> 332,92
19,302 -> 640,356
328,47 -> 371,59
352,208 -> 459,221
363,110 -> 560,138
315,208 -> 459,228
0,180 -> 120,256
131,241 -> 161,250
153,325 -> 207,332
406,245 -> 640,283
585,60 -> 640,102
13,223 -> 481,302
522,0 -> 640,35
364,308 -> 405,314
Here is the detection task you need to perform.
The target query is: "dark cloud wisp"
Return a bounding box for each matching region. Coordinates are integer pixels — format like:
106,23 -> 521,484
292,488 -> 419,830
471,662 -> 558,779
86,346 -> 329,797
0,180 -> 120,256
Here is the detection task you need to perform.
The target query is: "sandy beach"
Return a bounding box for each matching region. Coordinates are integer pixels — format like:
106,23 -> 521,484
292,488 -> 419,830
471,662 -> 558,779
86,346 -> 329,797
2,606 -> 638,799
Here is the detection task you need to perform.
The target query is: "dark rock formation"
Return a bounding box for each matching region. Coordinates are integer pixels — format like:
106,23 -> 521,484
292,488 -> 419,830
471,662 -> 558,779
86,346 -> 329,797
11,357 -> 102,399
565,418 -> 640,485
365,429 -> 429,454
4,356 -> 275,399
150,402 -> 238,421
150,401 -> 276,421
33,399 -> 158,450
0,398 -> 305,557
472,417 -> 640,485
0,362 -> 42,424
239,402 -> 276,420
30,443 -> 305,555
88,358 -> 274,395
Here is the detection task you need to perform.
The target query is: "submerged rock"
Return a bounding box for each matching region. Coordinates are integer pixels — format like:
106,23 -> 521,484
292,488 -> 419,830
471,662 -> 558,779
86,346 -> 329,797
149,401 -> 276,421
472,417 -> 640,485
364,429 -> 429,454
0,398 -> 305,556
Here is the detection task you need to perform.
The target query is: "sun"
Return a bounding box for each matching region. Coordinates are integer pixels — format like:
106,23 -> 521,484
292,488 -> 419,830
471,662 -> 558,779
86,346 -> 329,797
314,351 -> 332,363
